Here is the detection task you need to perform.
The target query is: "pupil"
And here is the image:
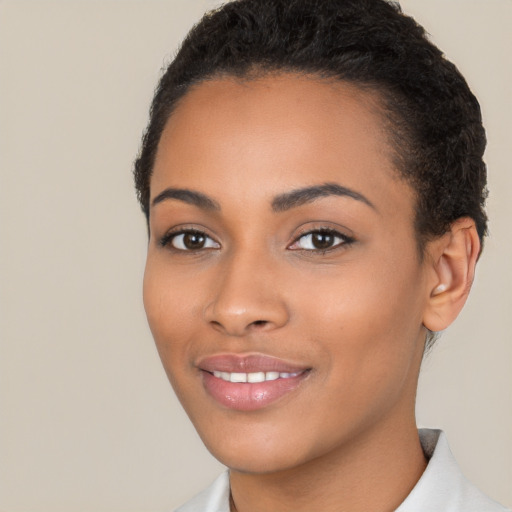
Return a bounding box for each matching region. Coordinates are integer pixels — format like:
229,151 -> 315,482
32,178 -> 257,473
184,233 -> 205,249
312,232 -> 334,249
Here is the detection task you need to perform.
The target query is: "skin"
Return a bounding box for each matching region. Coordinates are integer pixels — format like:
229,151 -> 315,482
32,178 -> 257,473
143,74 -> 479,512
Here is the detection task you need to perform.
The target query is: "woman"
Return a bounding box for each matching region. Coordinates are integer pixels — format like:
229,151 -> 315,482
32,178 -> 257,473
134,0 -> 509,510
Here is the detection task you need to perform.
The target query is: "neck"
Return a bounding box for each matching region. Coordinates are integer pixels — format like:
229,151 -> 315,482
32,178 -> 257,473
229,417 -> 427,512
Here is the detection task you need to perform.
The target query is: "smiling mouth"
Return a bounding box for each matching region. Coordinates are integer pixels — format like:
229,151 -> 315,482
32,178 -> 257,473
211,370 -> 304,383
201,369 -> 310,411
197,353 -> 311,410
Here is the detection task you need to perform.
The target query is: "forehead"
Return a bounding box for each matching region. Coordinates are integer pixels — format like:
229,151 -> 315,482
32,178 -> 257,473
159,74 -> 389,163
151,74 -> 413,220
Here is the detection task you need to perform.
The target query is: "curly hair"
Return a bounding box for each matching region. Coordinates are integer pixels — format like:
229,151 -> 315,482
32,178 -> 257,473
134,0 -> 487,251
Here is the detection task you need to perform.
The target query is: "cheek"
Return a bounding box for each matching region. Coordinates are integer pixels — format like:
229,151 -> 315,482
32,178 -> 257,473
298,256 -> 421,336
299,256 -> 426,392
142,257 -> 200,362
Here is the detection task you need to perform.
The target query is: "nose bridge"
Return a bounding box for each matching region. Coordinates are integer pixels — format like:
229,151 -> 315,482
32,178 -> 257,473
205,245 -> 288,335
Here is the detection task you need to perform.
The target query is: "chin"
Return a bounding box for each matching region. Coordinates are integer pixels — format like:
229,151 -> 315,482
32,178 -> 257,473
196,425 -> 308,474
210,447 -> 305,475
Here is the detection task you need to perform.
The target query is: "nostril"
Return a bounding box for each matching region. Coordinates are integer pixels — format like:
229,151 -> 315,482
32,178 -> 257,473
250,320 -> 268,328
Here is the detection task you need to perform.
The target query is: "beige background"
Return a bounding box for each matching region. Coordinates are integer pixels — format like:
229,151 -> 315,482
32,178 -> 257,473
0,0 -> 510,510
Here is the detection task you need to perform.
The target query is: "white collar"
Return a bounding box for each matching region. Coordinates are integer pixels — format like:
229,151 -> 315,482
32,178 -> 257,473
397,429 -> 508,511
175,429 -> 509,512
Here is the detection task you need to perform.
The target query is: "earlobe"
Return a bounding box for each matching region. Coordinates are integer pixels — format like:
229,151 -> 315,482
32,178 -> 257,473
422,218 -> 481,332
431,283 -> 448,296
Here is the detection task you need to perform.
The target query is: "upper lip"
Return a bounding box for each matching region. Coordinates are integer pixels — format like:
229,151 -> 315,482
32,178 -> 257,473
197,353 -> 310,374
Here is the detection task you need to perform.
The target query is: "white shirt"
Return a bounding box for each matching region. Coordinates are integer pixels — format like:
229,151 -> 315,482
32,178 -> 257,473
175,429 -> 510,512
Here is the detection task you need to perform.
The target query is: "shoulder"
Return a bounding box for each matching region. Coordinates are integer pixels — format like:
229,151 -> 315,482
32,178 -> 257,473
397,429 -> 510,512
174,471 -> 230,512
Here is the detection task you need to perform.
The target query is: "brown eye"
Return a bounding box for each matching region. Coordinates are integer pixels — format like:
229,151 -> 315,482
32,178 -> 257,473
167,230 -> 220,251
182,232 -> 206,249
289,229 -> 353,252
311,232 -> 335,250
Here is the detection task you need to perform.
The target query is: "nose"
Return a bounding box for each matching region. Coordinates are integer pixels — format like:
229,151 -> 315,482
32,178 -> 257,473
204,251 -> 289,337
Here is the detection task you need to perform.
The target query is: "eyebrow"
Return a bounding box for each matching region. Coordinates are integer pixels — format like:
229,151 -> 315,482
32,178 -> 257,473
151,188 -> 221,211
151,182 -> 375,213
271,183 -> 376,212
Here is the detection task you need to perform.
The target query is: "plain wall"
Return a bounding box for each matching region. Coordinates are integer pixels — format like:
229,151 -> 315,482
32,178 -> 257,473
0,1 -> 510,510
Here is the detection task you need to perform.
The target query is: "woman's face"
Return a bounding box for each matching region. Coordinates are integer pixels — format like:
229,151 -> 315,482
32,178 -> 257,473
143,75 -> 431,473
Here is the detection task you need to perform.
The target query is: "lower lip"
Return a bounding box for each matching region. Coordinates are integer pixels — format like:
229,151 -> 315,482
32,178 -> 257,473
201,371 -> 309,411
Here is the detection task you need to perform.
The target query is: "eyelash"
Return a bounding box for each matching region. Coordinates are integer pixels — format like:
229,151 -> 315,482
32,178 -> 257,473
159,228 -> 220,251
289,228 -> 355,254
159,227 -> 354,253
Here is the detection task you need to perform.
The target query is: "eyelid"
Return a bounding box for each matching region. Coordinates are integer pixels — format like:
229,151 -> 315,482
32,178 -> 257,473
288,226 -> 355,252
159,226 -> 220,250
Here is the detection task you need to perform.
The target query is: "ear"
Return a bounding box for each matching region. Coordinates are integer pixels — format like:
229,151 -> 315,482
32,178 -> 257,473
422,218 -> 481,332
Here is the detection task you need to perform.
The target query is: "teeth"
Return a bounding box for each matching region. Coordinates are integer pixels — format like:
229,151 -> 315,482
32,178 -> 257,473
212,371 -> 301,383
247,372 -> 265,383
230,372 -> 247,383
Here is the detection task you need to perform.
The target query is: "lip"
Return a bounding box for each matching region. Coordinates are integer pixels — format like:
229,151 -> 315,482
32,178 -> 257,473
198,353 -> 311,411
